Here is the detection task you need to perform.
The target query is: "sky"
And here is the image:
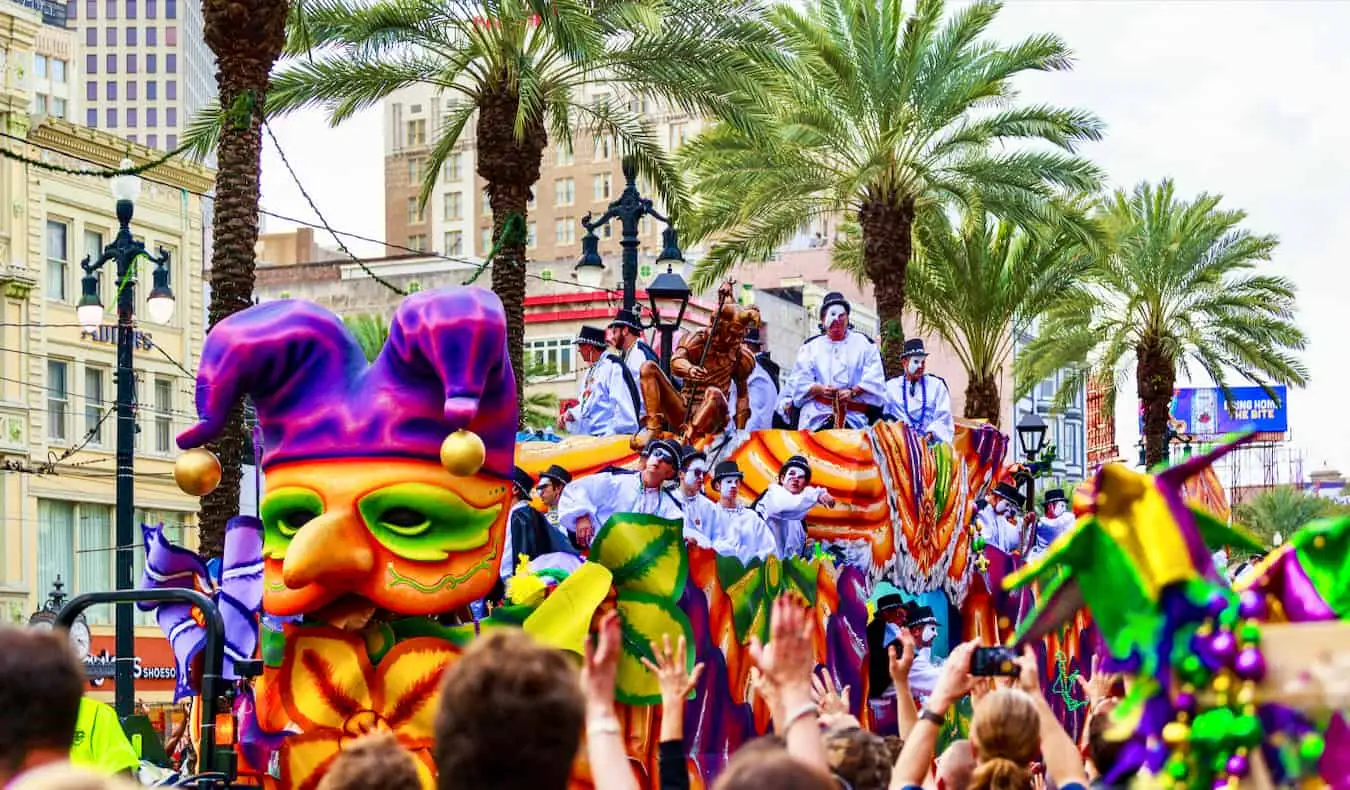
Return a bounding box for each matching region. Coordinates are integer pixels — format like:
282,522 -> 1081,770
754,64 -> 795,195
255,0 -> 1350,476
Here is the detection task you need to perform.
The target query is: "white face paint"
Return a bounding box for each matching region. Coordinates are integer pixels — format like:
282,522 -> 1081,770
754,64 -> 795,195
683,461 -> 708,489
718,477 -> 740,498
905,358 -> 923,376
920,624 -> 938,643
1047,501 -> 1067,519
823,304 -> 848,333
782,467 -> 808,493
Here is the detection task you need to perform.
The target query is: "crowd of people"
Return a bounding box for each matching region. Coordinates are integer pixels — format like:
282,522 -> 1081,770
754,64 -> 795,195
0,598 -> 1135,790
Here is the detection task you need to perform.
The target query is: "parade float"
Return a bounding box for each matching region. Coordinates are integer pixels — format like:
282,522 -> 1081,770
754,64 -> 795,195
141,287 -> 1348,789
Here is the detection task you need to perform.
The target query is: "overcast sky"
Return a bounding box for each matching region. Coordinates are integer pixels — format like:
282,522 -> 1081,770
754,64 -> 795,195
256,0 -> 1350,476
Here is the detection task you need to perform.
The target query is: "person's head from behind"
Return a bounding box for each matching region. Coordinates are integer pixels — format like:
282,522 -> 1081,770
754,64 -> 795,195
318,732 -> 421,790
824,726 -> 891,790
935,739 -> 975,790
0,628 -> 85,782
713,738 -> 835,790
9,764 -> 141,790
969,689 -> 1041,790
433,629 -> 584,790
1087,699 -> 1135,783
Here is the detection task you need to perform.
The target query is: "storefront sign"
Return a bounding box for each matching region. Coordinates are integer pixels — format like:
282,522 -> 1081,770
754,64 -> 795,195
84,634 -> 178,691
81,325 -> 154,351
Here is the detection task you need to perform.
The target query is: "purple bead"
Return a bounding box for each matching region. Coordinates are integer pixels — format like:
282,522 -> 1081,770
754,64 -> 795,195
1226,752 -> 1251,777
1207,592 -> 1230,616
1212,780 -> 1230,790
1234,647 -> 1267,682
1210,630 -> 1238,666
1238,589 -> 1268,620
1175,691 -> 1197,714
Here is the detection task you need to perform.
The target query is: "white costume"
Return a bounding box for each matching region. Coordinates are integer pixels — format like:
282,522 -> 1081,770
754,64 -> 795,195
566,354 -> 638,437
976,502 -> 1024,554
1028,511 -> 1076,560
754,484 -> 827,558
729,361 -> 778,433
499,501 -> 532,580
557,469 -> 683,539
672,487 -> 719,548
786,331 -> 888,430
707,505 -> 778,564
885,374 -> 955,443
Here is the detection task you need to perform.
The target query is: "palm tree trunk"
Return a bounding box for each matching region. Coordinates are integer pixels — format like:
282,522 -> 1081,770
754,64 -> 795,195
963,371 -> 1002,427
859,195 -> 915,378
198,0 -> 289,558
477,84 -> 546,428
1136,337 -> 1175,469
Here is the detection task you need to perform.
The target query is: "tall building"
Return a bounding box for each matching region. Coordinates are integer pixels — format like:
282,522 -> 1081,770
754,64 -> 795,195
1,8 -> 214,700
29,10 -> 79,122
64,0 -> 213,153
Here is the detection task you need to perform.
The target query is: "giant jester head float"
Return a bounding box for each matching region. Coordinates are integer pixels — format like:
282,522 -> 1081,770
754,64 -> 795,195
176,289 -> 517,625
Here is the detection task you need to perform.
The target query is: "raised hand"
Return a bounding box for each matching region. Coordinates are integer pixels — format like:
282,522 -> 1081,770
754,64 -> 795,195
575,515 -> 595,549
888,626 -> 916,688
582,611 -> 623,713
811,668 -> 854,728
641,633 -> 705,705
747,596 -> 815,690
929,640 -> 978,712
1076,653 -> 1119,710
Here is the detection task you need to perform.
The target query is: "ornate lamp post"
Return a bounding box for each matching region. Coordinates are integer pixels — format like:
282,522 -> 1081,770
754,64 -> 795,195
579,157 -> 682,312
1016,412 -> 1049,509
76,159 -> 176,717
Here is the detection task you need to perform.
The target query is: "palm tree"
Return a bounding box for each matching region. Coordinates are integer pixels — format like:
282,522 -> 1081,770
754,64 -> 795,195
1234,486 -> 1337,548
196,0 -> 291,558
837,202 -> 1098,425
679,0 -> 1103,375
187,0 -> 780,423
1016,180 -> 1310,467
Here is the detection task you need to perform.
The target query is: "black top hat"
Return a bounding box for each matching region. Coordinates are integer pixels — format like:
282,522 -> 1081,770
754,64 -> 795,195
609,308 -> 641,332
993,482 -> 1027,510
575,325 -> 607,349
680,445 -> 706,469
904,604 -> 938,627
712,460 -> 743,483
1043,488 -> 1068,506
900,338 -> 929,358
819,291 -> 850,319
511,466 -> 535,498
538,464 -> 572,487
779,454 -> 812,481
644,439 -> 682,467
876,593 -> 905,613
743,327 -> 763,347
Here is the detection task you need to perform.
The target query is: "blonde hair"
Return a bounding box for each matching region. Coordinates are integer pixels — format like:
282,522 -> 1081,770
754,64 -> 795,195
969,689 -> 1040,790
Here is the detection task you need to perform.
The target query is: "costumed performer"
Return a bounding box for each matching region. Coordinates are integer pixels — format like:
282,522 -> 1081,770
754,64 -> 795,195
174,290 -> 518,622
975,481 -> 1031,555
728,327 -> 780,432
899,603 -> 943,702
752,454 -> 835,558
865,591 -> 909,700
557,439 -> 684,549
883,338 -> 954,444
784,292 -> 887,430
607,307 -> 659,388
671,446 -> 718,548
558,325 -> 638,437
535,464 -> 571,535
1027,487 -> 1074,560
707,460 -> 778,563
502,466 -> 576,579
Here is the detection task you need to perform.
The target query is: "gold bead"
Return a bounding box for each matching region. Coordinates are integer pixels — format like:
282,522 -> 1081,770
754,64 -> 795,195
440,430 -> 486,477
1237,683 -> 1256,705
1162,721 -> 1191,745
1212,675 -> 1232,693
1313,536 -> 1326,549
174,447 -> 222,496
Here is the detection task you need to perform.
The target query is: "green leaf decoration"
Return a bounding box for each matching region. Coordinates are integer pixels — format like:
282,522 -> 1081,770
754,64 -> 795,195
1290,516 -> 1350,617
717,555 -> 820,644
613,589 -> 695,706
589,513 -> 687,599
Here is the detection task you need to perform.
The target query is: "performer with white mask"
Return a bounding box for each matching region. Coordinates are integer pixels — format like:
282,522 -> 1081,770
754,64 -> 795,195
671,445 -> 718,548
707,460 -> 778,563
1028,488 -> 1075,560
557,325 -> 639,437
884,338 -> 954,444
975,481 -> 1031,555
557,439 -> 684,548
784,292 -> 888,430
753,454 -> 835,558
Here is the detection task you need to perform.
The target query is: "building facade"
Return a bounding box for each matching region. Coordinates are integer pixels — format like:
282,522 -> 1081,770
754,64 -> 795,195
1012,327 -> 1087,488
30,17 -> 79,121
64,0 -> 213,153
0,22 -> 213,672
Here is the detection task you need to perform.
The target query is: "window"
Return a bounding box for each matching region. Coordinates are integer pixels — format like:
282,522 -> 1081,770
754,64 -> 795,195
526,338 -> 574,377
125,25 -> 136,44
407,234 -> 427,252
36,500 -> 75,620
86,27 -> 96,45
146,106 -> 156,126
126,107 -> 137,127
555,142 -> 574,166
554,178 -> 574,206
153,378 -> 172,453
33,94 -> 46,114
407,157 -> 422,184
146,80 -> 156,99
146,53 -> 157,73
84,229 -> 107,302
593,173 -> 611,201
526,221 -> 537,248
85,0 -> 95,17
34,54 -> 47,79
555,218 -> 575,245
132,507 -> 184,623
84,366 -> 106,446
127,135 -> 137,145
105,0 -> 115,17
166,80 -> 176,100
1037,376 -> 1055,401
481,189 -> 491,216
165,107 -> 175,126
166,134 -> 176,149
602,223 -> 612,239
105,26 -> 116,44
443,152 -> 462,181
38,500 -> 116,625
594,134 -> 613,161
127,80 -> 138,100
105,53 -> 117,74
165,0 -> 175,17
105,108 -> 117,128
47,360 -> 69,440
406,119 -> 426,146
126,0 -> 135,16
51,98 -> 66,119
443,191 -> 463,221
444,231 -> 463,256
53,57 -> 66,82
46,220 -> 68,301
669,122 -> 688,150
86,108 -> 97,127
480,227 -> 492,255
146,0 -> 155,17
106,80 -> 117,99
166,52 -> 176,73
146,25 -> 156,45
85,54 -> 97,75
147,134 -> 158,149
126,53 -> 137,73
406,197 -> 424,224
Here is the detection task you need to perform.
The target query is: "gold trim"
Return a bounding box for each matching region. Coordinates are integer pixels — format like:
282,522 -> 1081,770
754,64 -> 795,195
27,119 -> 216,194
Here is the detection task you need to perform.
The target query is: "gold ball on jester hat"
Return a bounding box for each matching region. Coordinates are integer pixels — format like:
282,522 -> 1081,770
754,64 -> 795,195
441,430 -> 486,477
175,448 -> 222,496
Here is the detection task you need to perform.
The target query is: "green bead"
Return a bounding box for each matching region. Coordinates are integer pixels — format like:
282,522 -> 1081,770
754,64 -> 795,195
1299,733 -> 1325,763
1166,756 -> 1190,780
1228,714 -> 1262,747
1178,654 -> 1210,684
1191,709 -> 1234,747
972,537 -> 986,551
1218,607 -> 1239,627
1238,621 -> 1261,645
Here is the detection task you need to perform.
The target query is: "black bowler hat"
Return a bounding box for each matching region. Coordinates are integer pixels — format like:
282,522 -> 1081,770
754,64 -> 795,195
901,338 -> 929,358
744,328 -> 763,348
609,308 -> 641,332
993,482 -> 1027,510
575,325 -> 607,349
680,445 -> 707,469
904,604 -> 938,627
876,593 -> 905,614
712,460 -> 744,484
779,455 -> 812,482
538,464 -> 572,487
1044,488 -> 1068,506
819,291 -> 850,319
644,439 -> 682,467
512,466 -> 535,498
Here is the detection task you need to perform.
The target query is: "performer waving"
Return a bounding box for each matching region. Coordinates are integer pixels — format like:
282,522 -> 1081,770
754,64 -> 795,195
753,454 -> 835,558
784,292 -> 888,430
884,338 -> 954,444
707,460 -> 778,563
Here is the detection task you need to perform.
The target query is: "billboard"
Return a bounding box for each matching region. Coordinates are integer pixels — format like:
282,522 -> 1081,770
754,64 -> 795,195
1162,386 -> 1288,438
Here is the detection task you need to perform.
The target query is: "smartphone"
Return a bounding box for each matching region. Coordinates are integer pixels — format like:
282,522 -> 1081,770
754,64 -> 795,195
969,646 -> 1021,677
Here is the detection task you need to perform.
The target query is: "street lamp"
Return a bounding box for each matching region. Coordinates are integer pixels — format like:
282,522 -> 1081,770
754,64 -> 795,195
579,156 -> 681,312
77,158 -> 176,718
1016,412 -> 1049,510
645,250 -> 691,376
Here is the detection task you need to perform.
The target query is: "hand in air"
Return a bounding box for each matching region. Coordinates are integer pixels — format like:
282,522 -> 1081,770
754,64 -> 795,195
640,633 -> 705,705
582,611 -> 623,711
887,627 -> 916,688
817,491 -> 836,508
748,596 -> 815,692
575,516 -> 595,548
